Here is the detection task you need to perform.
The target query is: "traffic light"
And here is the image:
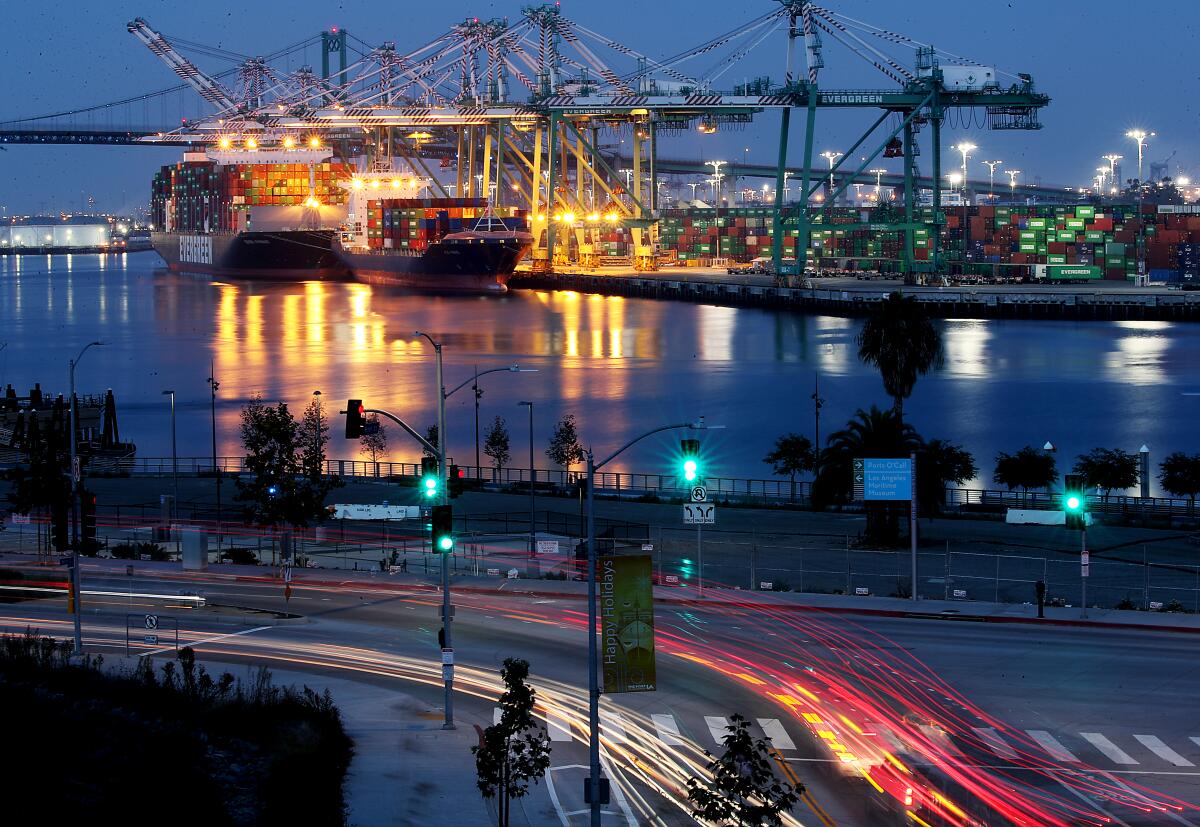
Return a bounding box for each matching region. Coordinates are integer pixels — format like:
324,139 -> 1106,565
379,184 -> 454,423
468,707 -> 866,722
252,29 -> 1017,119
431,504 -> 454,552
1063,473 -> 1086,530
421,455 -> 440,499
80,490 -> 97,545
679,438 -> 702,483
345,399 -> 366,439
448,464 -> 464,498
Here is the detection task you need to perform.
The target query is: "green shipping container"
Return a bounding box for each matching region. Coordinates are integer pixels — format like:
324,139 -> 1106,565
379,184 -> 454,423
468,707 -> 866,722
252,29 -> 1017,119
1029,218 -> 1047,229
1085,230 -> 1104,242
1019,242 -> 1037,253
1076,206 -> 1096,219
1067,219 -> 1085,230
1058,232 -> 1077,243
1048,254 -> 1067,264
1041,264 -> 1102,281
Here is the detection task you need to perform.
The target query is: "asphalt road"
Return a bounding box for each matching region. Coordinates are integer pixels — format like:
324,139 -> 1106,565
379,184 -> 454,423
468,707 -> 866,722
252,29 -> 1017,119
3,561 -> 1198,825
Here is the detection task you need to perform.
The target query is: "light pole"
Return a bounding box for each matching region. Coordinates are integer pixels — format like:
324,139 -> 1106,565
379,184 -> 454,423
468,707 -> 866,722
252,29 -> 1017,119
686,181 -> 700,202
1126,129 -> 1154,187
207,362 -> 220,543
414,330 -> 453,730
706,161 -> 727,259
69,340 -> 104,655
982,160 -> 1002,201
820,151 -> 842,200
948,173 -> 964,272
1005,169 -> 1022,201
443,364 -> 536,476
162,390 -> 177,520
519,401 -> 535,558
1103,154 -> 1123,194
870,168 -> 887,198
583,417 -> 718,827
953,142 -> 976,196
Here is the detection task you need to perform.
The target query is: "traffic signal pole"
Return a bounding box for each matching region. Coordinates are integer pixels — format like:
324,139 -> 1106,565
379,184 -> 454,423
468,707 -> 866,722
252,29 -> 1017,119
584,418 -> 717,827
1081,526 -> 1088,620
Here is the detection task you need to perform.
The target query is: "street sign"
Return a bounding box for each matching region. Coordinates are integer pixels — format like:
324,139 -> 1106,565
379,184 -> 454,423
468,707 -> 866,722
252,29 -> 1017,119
1081,565 -> 1090,578
144,635 -> 159,645
952,589 -> 968,599
855,587 -> 870,596
441,648 -> 454,666
857,458 -> 913,501
690,486 -> 707,502
71,457 -> 81,484
759,581 -> 774,591
663,574 -> 681,586
682,504 -> 715,524
486,568 -> 500,576
144,614 -> 159,630
11,513 -> 30,525
536,540 -> 559,555
641,544 -> 654,552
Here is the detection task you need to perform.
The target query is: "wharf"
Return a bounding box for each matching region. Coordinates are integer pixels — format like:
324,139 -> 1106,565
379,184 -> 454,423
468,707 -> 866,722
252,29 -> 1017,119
511,268 -> 1200,321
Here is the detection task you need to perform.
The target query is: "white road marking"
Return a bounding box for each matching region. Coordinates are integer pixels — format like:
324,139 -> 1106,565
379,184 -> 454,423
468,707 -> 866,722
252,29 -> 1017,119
601,710 -> 628,744
140,624 -> 272,658
651,713 -> 685,746
546,709 -> 574,742
1080,732 -> 1138,765
1026,730 -> 1080,762
758,718 -> 796,751
1134,735 -> 1195,767
971,727 -> 1019,760
1191,737 -> 1200,752
705,716 -> 730,744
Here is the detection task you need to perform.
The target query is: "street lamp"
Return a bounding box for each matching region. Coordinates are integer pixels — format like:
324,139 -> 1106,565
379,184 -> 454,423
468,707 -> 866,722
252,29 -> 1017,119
443,364 -> 536,474
981,160 -> 1002,202
518,401 -> 535,559
686,181 -> 701,202
869,168 -> 887,197
1006,169 -> 1022,199
1126,130 -> 1155,186
413,330 -> 453,730
162,390 -> 177,520
582,417 -> 720,826
68,340 -> 104,655
1103,154 -> 1123,192
206,361 -> 221,544
819,151 -> 842,199
706,161 -> 727,259
947,174 -> 966,272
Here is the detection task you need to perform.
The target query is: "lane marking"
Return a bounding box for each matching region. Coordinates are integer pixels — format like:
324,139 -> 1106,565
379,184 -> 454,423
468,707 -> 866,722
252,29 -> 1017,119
971,727 -> 1018,761
1026,730 -> 1080,763
651,713 -> 685,747
705,716 -> 730,744
1134,735 -> 1195,767
546,709 -> 574,742
600,710 -> 628,744
140,624 -> 272,658
758,718 -> 796,751
1080,732 -> 1138,765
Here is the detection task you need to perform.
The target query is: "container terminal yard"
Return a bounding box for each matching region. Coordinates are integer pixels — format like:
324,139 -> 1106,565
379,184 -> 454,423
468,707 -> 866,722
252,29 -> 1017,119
0,3 -> 1194,314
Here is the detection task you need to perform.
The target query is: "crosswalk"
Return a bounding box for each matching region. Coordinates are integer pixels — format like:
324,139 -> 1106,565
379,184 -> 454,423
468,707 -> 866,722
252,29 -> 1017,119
490,706 -> 1200,772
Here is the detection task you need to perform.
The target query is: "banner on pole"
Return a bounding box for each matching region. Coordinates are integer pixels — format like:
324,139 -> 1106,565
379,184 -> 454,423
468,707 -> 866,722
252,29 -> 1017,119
600,554 -> 656,693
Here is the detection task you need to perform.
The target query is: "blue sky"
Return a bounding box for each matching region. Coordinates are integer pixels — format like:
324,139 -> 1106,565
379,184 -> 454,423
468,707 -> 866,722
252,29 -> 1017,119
1,0 -> 1194,214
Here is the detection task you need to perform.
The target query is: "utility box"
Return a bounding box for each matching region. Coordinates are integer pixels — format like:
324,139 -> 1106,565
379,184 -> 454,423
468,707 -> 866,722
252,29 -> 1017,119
940,66 -> 996,91
182,529 -> 208,571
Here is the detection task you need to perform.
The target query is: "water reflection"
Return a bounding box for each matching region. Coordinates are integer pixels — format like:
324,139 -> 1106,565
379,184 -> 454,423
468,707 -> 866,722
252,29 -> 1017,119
2,253 -> 1198,493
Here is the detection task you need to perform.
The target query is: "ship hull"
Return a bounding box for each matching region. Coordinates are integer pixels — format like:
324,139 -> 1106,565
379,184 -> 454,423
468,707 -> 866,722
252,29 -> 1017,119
151,230 -> 349,280
337,237 -> 529,293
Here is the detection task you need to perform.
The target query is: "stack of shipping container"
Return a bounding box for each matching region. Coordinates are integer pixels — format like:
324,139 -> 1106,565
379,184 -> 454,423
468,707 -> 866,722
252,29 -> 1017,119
151,160 -> 350,234
364,198 -> 528,251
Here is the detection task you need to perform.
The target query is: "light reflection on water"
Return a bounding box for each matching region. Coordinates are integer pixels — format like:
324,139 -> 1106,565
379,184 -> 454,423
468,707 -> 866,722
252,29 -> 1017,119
0,252 -> 1196,494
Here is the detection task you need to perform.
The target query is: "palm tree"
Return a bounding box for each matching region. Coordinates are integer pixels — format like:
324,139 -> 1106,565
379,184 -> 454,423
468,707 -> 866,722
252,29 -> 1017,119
856,292 -> 944,421
813,406 -> 921,543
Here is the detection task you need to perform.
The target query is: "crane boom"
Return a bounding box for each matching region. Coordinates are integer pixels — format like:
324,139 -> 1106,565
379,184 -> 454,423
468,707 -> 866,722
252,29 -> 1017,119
127,18 -> 236,112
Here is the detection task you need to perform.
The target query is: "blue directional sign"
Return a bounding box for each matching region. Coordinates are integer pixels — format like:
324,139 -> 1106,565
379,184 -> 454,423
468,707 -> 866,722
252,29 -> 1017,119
857,458 -> 913,501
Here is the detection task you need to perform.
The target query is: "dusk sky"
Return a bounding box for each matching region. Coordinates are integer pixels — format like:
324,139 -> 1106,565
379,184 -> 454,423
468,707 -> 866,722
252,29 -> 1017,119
1,0 -> 1195,215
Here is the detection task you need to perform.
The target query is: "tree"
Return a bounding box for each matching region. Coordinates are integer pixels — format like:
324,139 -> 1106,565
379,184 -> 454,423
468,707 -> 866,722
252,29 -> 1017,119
994,446 -> 1059,505
919,439 -> 976,515
484,416 -> 511,477
423,424 -> 439,458
4,412 -> 70,552
359,414 -> 388,463
686,713 -> 800,827
811,406 -> 921,542
235,396 -> 340,529
1159,452 -> 1200,513
472,658 -> 552,827
762,433 -> 814,502
545,413 -> 585,469
855,292 -> 944,421
1073,448 -> 1139,502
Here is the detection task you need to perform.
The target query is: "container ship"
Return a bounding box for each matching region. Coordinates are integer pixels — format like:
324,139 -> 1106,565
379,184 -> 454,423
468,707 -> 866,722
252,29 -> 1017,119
335,174 -> 532,293
149,146 -> 352,280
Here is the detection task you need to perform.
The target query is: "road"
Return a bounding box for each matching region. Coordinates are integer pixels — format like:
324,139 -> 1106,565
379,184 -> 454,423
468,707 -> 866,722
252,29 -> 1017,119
2,560 -> 1198,825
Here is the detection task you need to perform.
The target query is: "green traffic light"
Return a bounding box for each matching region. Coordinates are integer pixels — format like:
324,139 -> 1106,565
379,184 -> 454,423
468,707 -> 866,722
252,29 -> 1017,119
683,459 -> 698,481
1065,495 -> 1081,511
437,535 -> 454,552
423,476 -> 439,497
